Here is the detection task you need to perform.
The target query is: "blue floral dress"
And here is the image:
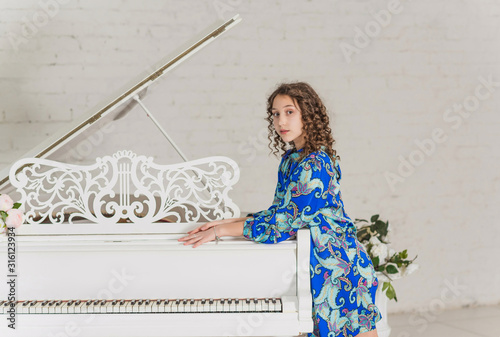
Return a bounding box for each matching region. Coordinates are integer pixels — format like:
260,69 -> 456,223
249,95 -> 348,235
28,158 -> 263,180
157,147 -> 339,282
243,149 -> 382,337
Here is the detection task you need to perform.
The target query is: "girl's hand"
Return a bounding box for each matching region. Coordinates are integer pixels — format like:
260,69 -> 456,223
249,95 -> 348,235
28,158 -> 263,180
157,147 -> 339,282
179,217 -> 248,248
178,226 -> 217,248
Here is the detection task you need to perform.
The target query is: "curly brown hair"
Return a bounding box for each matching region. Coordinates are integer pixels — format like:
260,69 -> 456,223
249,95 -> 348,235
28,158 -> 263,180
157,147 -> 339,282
266,82 -> 340,164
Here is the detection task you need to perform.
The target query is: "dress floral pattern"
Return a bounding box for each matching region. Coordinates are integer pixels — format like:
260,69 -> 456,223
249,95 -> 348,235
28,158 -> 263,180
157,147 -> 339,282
243,149 -> 382,337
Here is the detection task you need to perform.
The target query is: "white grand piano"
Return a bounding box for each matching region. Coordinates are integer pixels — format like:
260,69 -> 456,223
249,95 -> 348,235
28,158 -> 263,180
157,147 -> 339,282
0,15 -> 313,337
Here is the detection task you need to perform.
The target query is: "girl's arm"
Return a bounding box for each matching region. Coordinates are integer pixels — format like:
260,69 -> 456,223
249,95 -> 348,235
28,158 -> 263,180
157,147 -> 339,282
178,217 -> 250,248
186,217 -> 250,235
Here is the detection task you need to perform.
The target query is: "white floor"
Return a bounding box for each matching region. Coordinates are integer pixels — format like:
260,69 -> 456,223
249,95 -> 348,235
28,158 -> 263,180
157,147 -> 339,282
387,304 -> 500,337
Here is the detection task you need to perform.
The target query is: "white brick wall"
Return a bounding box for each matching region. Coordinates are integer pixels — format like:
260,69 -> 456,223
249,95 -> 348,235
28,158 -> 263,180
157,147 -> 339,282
1,0 -> 499,316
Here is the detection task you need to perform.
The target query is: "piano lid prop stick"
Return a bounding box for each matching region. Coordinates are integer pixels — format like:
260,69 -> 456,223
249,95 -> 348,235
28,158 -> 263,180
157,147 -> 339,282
133,95 -> 189,162
133,95 -> 217,208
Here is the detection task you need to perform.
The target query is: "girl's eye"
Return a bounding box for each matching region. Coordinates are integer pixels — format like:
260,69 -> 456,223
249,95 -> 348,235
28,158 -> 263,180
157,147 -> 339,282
273,112 -> 279,117
287,110 -> 293,114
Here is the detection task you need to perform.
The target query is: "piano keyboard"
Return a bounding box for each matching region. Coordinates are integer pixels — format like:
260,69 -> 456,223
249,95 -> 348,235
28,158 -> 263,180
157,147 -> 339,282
0,298 -> 282,315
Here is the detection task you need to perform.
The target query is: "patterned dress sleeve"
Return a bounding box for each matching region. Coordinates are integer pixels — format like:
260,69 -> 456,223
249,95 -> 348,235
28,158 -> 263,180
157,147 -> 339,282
243,152 -> 337,244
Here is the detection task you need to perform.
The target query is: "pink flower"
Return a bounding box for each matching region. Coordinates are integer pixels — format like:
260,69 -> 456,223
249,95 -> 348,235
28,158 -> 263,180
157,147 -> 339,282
6,209 -> 24,228
0,194 -> 14,212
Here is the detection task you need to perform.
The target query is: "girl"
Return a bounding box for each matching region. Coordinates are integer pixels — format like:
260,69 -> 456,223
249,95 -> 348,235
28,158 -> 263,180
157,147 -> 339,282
178,82 -> 382,337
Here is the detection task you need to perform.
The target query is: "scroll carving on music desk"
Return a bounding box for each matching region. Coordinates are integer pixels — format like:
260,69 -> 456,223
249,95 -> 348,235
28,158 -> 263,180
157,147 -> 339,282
9,150 -> 240,226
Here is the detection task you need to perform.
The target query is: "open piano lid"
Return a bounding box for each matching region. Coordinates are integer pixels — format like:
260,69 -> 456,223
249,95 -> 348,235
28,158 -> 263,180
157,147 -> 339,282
0,15 -> 242,236
0,14 -> 241,191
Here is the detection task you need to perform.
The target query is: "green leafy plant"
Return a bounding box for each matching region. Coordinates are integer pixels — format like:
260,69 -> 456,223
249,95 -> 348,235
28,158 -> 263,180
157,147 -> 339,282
354,214 -> 418,302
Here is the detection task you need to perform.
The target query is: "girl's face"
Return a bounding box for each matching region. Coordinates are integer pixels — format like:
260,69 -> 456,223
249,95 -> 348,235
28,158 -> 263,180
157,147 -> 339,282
272,94 -> 305,150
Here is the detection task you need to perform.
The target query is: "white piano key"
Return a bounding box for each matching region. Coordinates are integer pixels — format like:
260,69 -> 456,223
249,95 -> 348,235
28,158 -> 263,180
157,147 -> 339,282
30,301 -> 40,314
151,300 -> 160,313
228,299 -> 236,312
73,301 -> 84,314
275,298 -> 282,312
262,299 -> 269,312
248,298 -> 255,312
216,299 -> 224,312
255,299 -> 263,312
164,300 -> 173,313
92,300 -> 101,313
64,301 -> 74,314
107,300 -> 114,313
5,301 -> 16,314
132,300 -> 140,313
155,300 -> 165,313
79,301 -> 89,314
118,300 -> 125,313
19,301 -> 30,314
199,299 -> 208,312
98,300 -> 107,314
32,301 -> 43,314
270,298 -> 280,312
242,299 -> 250,312
171,300 -> 180,313
47,301 -> 56,314
208,299 -> 217,312
122,300 -> 132,313
110,300 -> 118,313
137,300 -> 146,313
180,299 -> 188,313
54,301 -> 64,314
100,300 -> 108,312
41,301 -> 50,314
182,299 -> 188,312
90,300 -> 98,313
2,302 -> 9,314
235,299 -> 243,312
268,299 -> 275,312
193,299 -> 201,312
